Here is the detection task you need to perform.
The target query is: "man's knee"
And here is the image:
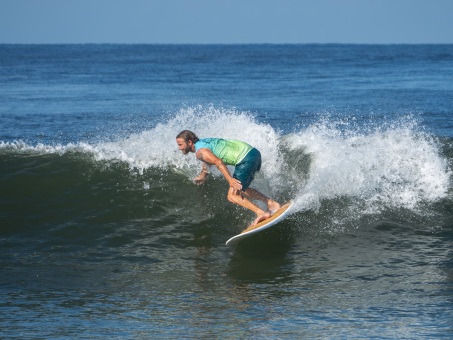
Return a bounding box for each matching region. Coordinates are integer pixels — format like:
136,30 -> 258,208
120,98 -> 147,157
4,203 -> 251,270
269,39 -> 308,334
227,190 -> 240,204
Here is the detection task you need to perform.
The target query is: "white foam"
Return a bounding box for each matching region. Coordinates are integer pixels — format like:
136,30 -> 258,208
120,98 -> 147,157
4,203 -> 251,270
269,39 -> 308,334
285,115 -> 451,214
92,105 -> 283,182
0,140 -> 95,155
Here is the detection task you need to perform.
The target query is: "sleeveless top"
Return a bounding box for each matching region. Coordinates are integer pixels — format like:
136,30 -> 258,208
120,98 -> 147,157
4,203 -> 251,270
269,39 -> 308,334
195,138 -> 253,166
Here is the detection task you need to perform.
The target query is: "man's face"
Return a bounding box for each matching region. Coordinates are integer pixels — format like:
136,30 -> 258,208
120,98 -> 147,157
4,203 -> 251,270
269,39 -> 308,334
176,138 -> 192,155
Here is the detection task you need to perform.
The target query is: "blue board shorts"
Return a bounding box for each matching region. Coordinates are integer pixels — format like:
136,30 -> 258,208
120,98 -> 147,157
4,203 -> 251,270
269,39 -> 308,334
233,148 -> 261,191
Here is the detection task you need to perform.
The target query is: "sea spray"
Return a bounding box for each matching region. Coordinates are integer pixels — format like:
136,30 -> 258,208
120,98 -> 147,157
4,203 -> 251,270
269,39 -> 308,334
93,105 -> 284,184
285,115 -> 451,219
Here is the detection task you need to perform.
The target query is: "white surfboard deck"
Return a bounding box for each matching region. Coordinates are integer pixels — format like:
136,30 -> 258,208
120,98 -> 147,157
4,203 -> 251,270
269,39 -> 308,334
226,201 -> 294,245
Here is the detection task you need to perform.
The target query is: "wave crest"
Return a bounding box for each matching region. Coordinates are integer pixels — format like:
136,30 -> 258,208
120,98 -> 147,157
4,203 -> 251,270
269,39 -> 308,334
1,108 -> 451,221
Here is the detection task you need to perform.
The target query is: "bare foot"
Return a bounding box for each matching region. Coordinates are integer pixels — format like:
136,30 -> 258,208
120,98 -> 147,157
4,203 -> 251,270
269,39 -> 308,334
268,200 -> 281,214
253,212 -> 271,225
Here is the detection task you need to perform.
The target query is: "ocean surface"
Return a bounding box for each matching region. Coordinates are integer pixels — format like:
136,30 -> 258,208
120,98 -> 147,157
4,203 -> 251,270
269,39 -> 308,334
1,44 -> 452,338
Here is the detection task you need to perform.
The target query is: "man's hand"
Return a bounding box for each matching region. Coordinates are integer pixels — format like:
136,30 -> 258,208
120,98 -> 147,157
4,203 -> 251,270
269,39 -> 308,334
228,177 -> 243,190
193,173 -> 208,185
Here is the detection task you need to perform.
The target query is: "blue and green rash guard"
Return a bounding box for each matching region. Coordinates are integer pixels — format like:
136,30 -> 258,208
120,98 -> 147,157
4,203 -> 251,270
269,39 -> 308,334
194,138 -> 253,165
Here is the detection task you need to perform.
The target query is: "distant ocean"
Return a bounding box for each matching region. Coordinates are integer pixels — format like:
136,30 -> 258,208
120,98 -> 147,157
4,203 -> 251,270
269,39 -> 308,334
1,44 -> 452,338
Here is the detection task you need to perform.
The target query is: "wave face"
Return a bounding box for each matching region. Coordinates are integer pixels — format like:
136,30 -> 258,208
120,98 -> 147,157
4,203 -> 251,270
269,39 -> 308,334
2,107 -> 451,238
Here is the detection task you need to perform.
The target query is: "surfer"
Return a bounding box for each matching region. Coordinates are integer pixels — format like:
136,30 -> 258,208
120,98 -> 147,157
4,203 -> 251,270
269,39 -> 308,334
176,130 -> 281,225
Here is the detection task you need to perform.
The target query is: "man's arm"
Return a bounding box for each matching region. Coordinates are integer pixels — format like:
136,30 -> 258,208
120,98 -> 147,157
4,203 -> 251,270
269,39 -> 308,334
196,148 -> 242,190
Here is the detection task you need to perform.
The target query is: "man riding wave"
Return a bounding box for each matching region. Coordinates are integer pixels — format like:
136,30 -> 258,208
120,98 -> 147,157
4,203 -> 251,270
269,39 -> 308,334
176,130 -> 280,225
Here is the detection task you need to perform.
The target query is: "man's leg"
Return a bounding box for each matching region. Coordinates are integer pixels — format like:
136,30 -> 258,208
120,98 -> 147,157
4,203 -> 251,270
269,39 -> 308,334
244,187 -> 281,213
227,187 -> 271,225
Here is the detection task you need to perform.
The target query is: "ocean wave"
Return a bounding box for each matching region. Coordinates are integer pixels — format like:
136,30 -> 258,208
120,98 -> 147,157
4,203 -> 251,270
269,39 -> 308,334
1,106 -> 452,233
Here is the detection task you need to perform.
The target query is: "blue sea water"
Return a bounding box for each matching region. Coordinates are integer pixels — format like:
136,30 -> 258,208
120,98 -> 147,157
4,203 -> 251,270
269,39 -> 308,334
1,44 -> 453,338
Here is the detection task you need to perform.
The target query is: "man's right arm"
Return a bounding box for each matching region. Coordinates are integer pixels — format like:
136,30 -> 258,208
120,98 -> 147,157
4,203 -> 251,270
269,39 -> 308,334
196,148 -> 242,190
194,162 -> 210,185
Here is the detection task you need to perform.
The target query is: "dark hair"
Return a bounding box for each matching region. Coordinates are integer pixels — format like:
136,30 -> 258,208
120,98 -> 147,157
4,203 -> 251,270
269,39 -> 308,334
176,130 -> 199,143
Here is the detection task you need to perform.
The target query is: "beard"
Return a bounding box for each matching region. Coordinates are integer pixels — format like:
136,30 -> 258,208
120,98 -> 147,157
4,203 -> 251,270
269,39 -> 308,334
181,145 -> 191,155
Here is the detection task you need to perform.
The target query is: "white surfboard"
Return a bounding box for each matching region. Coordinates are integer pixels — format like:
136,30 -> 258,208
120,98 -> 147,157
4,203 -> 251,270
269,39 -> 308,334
226,201 -> 294,245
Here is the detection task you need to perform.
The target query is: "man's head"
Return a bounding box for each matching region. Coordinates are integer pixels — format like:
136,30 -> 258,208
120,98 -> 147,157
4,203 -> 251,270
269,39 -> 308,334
176,130 -> 199,155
